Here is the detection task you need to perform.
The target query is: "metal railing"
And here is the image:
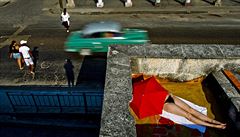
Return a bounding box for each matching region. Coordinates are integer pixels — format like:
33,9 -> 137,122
6,92 -> 103,114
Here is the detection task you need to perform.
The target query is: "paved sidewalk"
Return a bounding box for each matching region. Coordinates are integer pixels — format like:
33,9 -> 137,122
0,0 -> 10,7
44,0 -> 240,15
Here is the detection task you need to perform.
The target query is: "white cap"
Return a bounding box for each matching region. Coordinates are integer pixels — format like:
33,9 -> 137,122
20,40 -> 27,45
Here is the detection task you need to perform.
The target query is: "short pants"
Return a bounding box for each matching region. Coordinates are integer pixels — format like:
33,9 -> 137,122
12,53 -> 21,59
23,57 -> 34,66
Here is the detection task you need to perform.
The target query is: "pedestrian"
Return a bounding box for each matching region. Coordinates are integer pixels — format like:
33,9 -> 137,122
64,59 -> 74,87
60,8 -> 70,32
19,40 -> 35,76
32,47 -> 39,72
8,40 -> 24,70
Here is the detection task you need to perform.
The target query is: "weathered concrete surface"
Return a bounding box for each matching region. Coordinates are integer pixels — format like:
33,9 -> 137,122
131,44 -> 239,81
100,51 -> 134,137
100,44 -> 240,137
136,58 -> 239,81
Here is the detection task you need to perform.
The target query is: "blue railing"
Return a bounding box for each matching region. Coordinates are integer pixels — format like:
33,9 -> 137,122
6,91 -> 103,114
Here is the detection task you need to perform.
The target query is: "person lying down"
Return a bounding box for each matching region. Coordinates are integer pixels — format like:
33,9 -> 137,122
130,75 -> 226,131
163,93 -> 226,129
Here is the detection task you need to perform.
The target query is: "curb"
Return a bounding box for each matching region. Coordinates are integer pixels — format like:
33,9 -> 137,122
48,6 -> 240,15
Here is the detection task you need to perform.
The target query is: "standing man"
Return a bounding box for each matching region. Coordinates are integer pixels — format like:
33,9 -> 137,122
32,47 -> 39,72
19,40 -> 35,76
64,59 -> 74,87
60,8 -> 70,32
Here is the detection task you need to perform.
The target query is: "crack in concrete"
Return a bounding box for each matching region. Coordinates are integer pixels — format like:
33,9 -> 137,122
0,0 -> 10,8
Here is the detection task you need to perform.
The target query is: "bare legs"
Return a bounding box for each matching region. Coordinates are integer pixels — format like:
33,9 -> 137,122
163,94 -> 226,129
29,64 -> 34,73
17,58 -> 23,69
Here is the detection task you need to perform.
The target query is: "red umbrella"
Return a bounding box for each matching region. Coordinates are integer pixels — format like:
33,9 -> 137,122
130,76 -> 169,119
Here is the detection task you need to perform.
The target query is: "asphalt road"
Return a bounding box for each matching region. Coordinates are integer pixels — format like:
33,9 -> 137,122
0,13 -> 240,85
148,25 -> 240,44
25,20 -> 240,44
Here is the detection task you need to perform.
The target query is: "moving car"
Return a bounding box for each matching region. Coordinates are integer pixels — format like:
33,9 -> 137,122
64,21 -> 149,55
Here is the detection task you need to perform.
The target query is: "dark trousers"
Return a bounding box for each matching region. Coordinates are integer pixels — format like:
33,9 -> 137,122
62,21 -> 69,29
67,74 -> 74,87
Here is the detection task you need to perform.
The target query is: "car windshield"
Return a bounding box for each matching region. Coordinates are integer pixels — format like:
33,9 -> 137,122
82,21 -> 122,36
83,32 -> 123,38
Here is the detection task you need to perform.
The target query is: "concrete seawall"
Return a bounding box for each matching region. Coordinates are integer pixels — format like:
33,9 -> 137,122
100,44 -> 240,136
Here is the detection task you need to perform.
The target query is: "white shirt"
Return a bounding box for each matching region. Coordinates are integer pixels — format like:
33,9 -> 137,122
19,45 -> 31,58
61,12 -> 70,22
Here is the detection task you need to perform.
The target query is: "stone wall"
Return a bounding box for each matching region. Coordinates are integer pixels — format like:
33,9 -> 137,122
135,58 -> 239,81
99,44 -> 240,137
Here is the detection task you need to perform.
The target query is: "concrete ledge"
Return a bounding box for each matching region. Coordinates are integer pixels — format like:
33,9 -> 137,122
207,71 -> 240,130
112,44 -> 240,81
100,44 -> 240,136
212,71 -> 240,99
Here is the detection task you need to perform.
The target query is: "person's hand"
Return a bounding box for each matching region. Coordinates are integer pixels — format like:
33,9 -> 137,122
9,53 -> 12,58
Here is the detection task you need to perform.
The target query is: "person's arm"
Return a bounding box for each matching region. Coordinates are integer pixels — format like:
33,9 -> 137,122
8,52 -> 12,58
67,13 -> 70,20
28,50 -> 33,57
26,47 -> 33,57
18,48 -> 23,58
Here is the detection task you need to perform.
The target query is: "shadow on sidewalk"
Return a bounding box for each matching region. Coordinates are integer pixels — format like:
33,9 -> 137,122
202,0 -> 215,5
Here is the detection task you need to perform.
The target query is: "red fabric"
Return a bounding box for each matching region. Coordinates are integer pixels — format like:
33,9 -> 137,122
130,77 -> 169,119
158,117 -> 175,126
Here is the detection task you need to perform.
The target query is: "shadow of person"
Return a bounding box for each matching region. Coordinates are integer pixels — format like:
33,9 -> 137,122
146,0 -> 155,6
202,0 -> 215,5
64,59 -> 75,87
174,0 -> 186,6
31,47 -> 39,72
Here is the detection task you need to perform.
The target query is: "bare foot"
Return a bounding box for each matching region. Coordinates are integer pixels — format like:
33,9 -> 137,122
30,71 -> 35,79
215,124 -> 226,129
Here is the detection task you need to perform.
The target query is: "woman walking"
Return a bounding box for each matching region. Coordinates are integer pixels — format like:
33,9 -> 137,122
61,8 -> 70,32
9,40 -> 23,70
